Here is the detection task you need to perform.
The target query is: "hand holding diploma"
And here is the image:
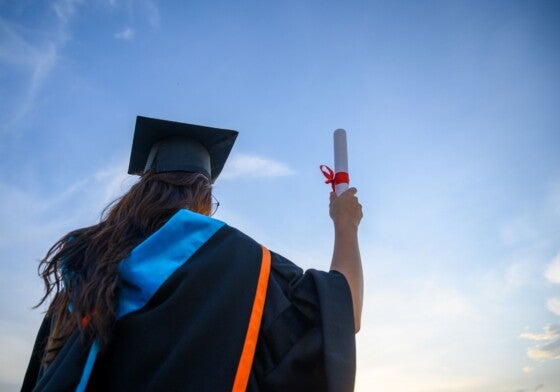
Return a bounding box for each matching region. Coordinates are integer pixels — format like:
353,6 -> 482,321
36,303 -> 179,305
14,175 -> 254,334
321,129 -> 363,333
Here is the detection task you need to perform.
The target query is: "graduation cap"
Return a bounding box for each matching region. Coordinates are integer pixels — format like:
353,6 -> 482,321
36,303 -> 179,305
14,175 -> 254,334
128,116 -> 238,183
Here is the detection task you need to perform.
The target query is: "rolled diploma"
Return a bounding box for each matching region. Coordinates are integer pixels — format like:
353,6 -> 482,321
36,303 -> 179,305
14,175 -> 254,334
333,128 -> 349,196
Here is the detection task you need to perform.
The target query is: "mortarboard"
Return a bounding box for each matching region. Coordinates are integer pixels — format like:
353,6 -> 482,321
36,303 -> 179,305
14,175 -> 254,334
128,115 -> 238,183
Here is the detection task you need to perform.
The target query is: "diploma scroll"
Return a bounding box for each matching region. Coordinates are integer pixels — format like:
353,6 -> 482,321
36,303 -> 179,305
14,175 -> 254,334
333,129 -> 349,196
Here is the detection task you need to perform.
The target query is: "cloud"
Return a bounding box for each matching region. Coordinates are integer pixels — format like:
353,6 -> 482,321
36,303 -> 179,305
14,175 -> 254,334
515,385 -> 545,392
143,0 -> 160,27
12,42 -> 57,126
478,258 -> 540,302
0,18 -> 59,134
52,0 -> 83,23
114,26 -> 135,40
93,160 -> 134,206
547,297 -> 560,316
521,366 -> 534,373
0,160 -> 132,250
521,324 -> 560,361
544,254 -> 560,284
0,18 -> 42,67
0,0 -> 84,135
220,153 -> 295,180
108,0 -> 159,27
505,260 -> 532,289
499,216 -> 539,246
527,341 -> 560,361
520,324 -> 560,341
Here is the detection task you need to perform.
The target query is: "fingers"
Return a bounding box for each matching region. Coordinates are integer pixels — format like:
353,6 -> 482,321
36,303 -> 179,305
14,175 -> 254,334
331,188 -> 358,198
343,187 -> 358,196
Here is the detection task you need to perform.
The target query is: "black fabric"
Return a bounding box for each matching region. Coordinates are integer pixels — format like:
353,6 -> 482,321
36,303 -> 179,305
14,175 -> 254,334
28,329 -> 92,391
21,316 -> 50,391
250,254 -> 355,392
22,225 -> 355,392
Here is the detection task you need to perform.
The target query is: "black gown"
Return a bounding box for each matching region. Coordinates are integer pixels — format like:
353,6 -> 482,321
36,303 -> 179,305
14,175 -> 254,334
22,209 -> 356,392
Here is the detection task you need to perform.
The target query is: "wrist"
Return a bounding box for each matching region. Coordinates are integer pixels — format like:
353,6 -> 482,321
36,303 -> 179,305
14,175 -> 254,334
333,222 -> 359,235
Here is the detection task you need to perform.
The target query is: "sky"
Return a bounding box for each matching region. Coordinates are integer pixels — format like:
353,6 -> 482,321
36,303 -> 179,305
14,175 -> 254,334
1,0 -> 559,390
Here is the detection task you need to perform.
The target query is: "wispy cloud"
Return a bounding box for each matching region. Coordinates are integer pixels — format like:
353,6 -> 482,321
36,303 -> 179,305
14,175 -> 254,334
143,0 -> 160,27
93,160 -> 134,206
0,18 -> 58,134
499,216 -> 539,246
107,0 -> 160,27
515,385 -> 545,392
544,254 -> 560,284
114,26 -> 135,40
0,160 -> 132,249
52,0 -> 83,23
478,258 -> 540,302
220,153 -> 295,180
0,18 -> 43,67
0,1 -> 83,135
547,298 -> 560,316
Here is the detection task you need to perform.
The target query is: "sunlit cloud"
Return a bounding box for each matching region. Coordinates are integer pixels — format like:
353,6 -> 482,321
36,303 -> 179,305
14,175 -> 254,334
527,343 -> 560,361
521,324 -> 560,361
519,252 -> 560,366
221,153 -> 295,180
114,26 -> 135,40
520,325 -> 560,341
522,366 -> 534,373
544,254 -> 560,284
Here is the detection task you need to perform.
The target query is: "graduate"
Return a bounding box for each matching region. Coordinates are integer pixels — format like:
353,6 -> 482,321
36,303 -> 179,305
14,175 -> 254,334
22,116 -> 363,392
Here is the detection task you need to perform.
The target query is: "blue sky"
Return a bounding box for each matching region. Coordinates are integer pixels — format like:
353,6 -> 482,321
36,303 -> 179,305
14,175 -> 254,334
1,0 -> 559,390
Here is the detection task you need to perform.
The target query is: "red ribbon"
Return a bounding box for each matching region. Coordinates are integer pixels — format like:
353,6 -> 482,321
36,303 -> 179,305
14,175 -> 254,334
320,165 -> 349,192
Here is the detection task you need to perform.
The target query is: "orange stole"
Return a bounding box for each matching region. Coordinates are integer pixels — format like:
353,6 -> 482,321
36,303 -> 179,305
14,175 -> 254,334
232,245 -> 271,392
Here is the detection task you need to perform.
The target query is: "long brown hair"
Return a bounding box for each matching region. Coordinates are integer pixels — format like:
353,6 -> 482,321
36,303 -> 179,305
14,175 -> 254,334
37,171 -> 212,365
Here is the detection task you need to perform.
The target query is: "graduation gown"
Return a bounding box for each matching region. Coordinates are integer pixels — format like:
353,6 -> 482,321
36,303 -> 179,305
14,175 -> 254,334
22,209 -> 356,392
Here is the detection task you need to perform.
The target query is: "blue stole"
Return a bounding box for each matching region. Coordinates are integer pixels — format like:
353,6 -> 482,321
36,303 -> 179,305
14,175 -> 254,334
76,209 -> 224,391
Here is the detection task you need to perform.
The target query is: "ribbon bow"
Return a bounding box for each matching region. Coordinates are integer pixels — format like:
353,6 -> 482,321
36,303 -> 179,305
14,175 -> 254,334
320,165 -> 349,192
